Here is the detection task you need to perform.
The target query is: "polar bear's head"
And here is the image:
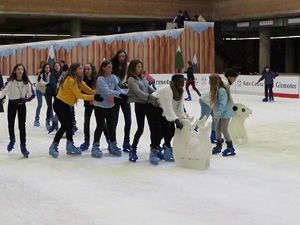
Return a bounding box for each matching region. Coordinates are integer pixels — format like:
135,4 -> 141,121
232,103 -> 253,118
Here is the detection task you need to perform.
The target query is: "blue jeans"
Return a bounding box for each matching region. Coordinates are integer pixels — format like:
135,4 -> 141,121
35,89 -> 44,120
199,99 -> 215,132
149,81 -> 157,90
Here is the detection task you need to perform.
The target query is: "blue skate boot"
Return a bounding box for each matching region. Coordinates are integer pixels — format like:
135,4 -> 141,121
122,141 -> 131,153
80,140 -> 90,151
185,94 -> 192,101
7,138 -> 16,152
20,144 -> 30,158
156,145 -> 165,160
269,96 -> 274,102
210,131 -> 217,143
262,98 -> 268,102
91,142 -> 103,158
49,141 -> 59,158
164,147 -> 174,161
34,117 -> 40,127
222,141 -> 236,156
108,141 -> 122,156
66,141 -> 82,155
212,140 -> 222,154
129,147 -> 138,162
149,149 -> 160,165
48,121 -> 58,134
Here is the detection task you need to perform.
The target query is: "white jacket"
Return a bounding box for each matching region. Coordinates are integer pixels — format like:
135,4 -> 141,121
0,79 -> 35,101
153,84 -> 185,122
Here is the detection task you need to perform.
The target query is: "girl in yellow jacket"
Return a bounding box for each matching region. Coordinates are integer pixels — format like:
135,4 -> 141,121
49,63 -> 103,158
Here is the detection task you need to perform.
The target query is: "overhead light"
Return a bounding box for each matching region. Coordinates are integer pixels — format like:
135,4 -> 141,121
259,20 -> 273,26
288,18 -> 300,24
237,22 -> 250,28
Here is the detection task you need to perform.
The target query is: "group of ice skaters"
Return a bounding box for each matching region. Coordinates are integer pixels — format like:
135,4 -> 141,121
0,48 -> 277,164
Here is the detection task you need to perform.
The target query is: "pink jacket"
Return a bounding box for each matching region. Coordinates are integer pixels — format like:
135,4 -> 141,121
143,72 -> 155,83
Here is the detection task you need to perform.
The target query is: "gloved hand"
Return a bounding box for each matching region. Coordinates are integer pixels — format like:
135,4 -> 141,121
94,94 -> 104,102
174,119 -> 183,130
147,94 -> 159,107
119,93 -> 128,102
213,115 -> 220,124
256,80 -> 260,85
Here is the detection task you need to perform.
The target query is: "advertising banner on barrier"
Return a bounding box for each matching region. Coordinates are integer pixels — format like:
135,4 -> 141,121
234,75 -> 299,98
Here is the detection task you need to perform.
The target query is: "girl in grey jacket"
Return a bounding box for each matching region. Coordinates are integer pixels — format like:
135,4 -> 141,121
127,59 -> 161,165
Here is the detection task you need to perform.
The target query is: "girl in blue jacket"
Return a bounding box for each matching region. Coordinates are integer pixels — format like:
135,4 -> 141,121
210,74 -> 235,156
92,60 -> 127,158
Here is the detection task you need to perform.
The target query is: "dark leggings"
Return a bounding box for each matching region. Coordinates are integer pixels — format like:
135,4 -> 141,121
53,98 -> 73,143
185,79 -> 200,95
161,115 -> 175,148
265,84 -> 273,99
132,102 -> 161,150
93,106 -> 116,143
114,98 -> 131,143
8,101 -> 26,145
83,105 -> 109,143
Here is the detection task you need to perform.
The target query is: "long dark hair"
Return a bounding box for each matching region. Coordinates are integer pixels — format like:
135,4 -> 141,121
60,63 -> 82,89
52,62 -> 62,80
127,59 -> 143,80
93,60 -> 112,89
84,63 -> 97,82
111,49 -> 128,81
38,63 -> 51,82
9,64 -> 30,84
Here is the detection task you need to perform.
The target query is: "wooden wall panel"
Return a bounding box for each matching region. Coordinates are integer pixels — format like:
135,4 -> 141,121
0,25 -> 215,75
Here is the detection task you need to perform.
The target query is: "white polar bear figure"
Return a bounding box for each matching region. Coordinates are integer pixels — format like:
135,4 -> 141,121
172,117 -> 212,170
228,103 -> 253,145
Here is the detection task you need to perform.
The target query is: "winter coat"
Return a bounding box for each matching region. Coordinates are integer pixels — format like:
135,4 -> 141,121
259,71 -> 278,85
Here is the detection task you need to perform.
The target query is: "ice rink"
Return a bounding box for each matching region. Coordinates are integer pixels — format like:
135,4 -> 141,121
0,93 -> 300,225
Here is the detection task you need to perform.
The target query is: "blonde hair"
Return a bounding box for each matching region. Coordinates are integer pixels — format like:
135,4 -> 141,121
209,74 -> 231,105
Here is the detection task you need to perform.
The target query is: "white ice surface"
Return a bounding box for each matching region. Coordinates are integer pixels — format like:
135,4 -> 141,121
0,93 -> 300,225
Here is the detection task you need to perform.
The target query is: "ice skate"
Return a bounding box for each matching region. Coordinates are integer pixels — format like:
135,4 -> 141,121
262,98 -> 268,102
164,147 -> 174,161
66,141 -> 82,155
269,96 -> 274,102
49,141 -> 59,158
210,131 -> 217,143
157,146 -> 165,160
20,144 -> 30,158
80,140 -> 90,151
108,141 -> 122,156
122,141 -> 131,153
34,118 -> 40,127
149,149 -> 160,165
7,138 -> 16,152
212,140 -> 222,154
91,142 -> 103,158
129,148 -> 138,162
222,141 -> 236,156
185,94 -> 192,101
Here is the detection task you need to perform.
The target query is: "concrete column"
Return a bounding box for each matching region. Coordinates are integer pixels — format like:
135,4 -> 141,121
259,27 -> 271,72
70,19 -> 81,38
285,39 -> 295,73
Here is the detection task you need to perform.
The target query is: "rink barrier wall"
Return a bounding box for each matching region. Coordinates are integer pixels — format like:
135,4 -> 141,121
0,22 -> 215,75
2,74 -> 299,99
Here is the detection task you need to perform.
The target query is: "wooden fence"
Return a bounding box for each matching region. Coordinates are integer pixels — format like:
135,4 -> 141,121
0,22 -> 214,75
